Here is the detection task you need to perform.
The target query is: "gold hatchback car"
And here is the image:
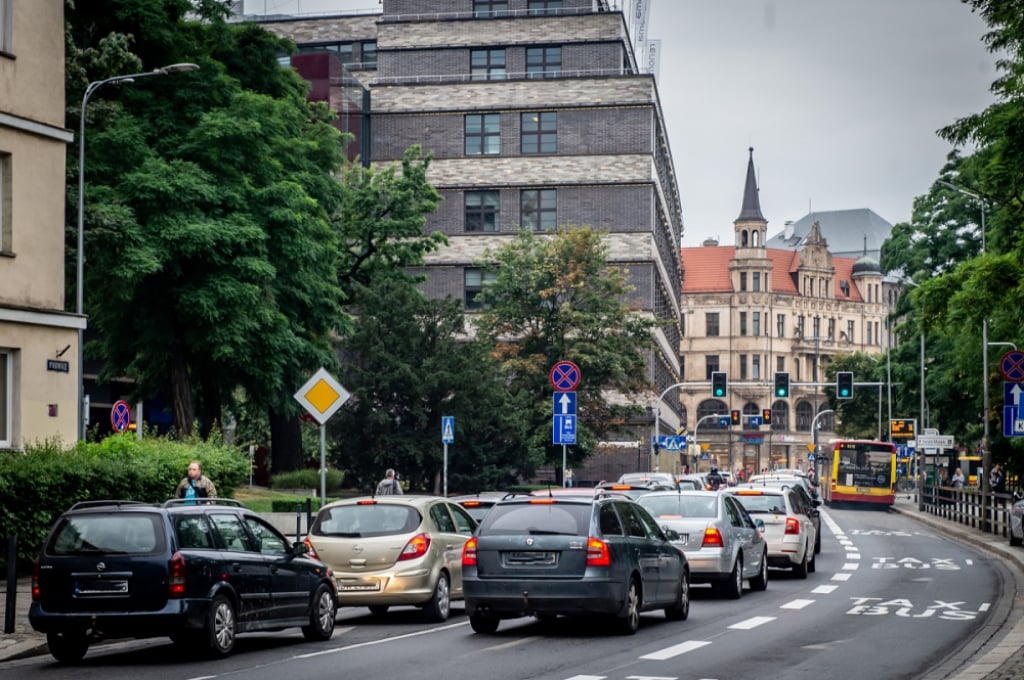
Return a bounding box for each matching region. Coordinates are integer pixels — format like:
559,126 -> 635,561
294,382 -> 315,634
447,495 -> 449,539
304,495 -> 477,622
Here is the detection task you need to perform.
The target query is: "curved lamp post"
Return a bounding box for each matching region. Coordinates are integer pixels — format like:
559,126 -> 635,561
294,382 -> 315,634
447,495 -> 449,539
77,63 -> 199,441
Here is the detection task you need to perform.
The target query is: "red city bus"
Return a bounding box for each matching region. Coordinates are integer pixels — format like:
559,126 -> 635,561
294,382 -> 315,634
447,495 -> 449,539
822,440 -> 897,508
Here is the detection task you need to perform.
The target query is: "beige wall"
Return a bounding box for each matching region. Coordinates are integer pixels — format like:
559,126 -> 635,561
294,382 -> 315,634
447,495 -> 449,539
0,0 -> 66,127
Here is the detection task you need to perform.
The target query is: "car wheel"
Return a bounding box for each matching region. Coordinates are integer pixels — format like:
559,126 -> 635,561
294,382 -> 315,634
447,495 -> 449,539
717,558 -> 743,599
46,630 -> 89,664
302,583 -> 337,641
368,605 -> 390,617
469,612 -> 500,634
808,547 -> 817,574
1011,533 -> 1023,547
793,546 -> 810,579
423,571 -> 451,623
617,577 -> 641,634
664,570 -> 690,621
815,531 -> 822,555
205,593 -> 236,657
749,550 -> 769,591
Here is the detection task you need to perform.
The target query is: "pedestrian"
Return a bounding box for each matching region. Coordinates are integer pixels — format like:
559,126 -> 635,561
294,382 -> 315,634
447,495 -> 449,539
706,466 -> 724,491
175,460 -> 217,504
565,468 -> 575,487
990,463 -> 1006,494
375,468 -> 403,495
951,467 -> 965,489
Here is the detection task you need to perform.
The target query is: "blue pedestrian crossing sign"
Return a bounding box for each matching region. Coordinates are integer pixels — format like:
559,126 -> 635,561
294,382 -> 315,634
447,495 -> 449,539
442,416 -> 455,444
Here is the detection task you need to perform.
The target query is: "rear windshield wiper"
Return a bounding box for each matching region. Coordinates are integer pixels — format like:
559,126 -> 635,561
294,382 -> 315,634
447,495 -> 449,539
526,529 -> 576,536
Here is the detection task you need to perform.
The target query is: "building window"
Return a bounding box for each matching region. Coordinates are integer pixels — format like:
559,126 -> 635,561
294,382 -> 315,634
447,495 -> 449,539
360,41 -> 378,66
771,401 -> 788,431
526,46 -> 561,78
298,42 -> 353,62
0,0 -> 10,53
473,0 -> 509,17
828,318 -> 836,341
753,272 -> 761,291
465,268 -> 497,309
795,401 -> 813,432
739,272 -> 747,291
739,355 -> 747,380
752,355 -> 761,380
875,321 -> 881,345
867,323 -> 873,345
465,114 -> 501,155
0,153 -> 9,253
776,356 -> 785,372
681,313 -> 686,337
847,320 -> 855,343
465,191 -> 500,232
706,312 -> 719,337
705,355 -> 719,379
739,312 -> 747,336
521,112 -> 557,154
812,316 -> 820,339
471,48 -> 506,81
521,189 -> 556,230
796,315 -> 805,338
527,0 -> 563,14
776,314 -> 785,338
752,312 -> 760,337
0,349 -> 10,447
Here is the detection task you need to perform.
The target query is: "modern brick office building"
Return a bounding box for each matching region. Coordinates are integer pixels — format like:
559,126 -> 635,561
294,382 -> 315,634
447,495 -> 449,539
251,1 -> 686,463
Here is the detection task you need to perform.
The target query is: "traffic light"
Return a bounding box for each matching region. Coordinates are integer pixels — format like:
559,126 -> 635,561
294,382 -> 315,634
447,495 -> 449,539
836,371 -> 854,399
774,371 -> 790,398
762,408 -> 772,423
712,371 -> 728,398
730,409 -> 741,426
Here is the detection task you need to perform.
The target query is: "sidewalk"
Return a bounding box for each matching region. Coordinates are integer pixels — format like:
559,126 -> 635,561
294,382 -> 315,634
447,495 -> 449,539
0,576 -> 45,662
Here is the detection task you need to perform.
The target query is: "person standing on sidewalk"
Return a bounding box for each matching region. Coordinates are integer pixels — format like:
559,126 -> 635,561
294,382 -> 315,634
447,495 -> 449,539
175,460 -> 217,504
375,468 -> 403,495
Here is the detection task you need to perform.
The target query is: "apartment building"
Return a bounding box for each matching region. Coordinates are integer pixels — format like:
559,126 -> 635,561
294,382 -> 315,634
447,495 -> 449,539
679,149 -> 895,476
254,0 -> 685,450
0,0 -> 80,449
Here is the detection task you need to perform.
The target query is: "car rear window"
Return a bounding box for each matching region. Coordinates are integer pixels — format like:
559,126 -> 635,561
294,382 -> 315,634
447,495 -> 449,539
48,513 -> 165,555
312,503 -> 421,538
639,495 -> 716,518
731,493 -> 787,514
478,502 -> 590,536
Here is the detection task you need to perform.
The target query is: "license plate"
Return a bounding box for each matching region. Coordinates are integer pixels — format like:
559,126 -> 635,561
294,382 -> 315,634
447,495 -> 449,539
337,580 -> 380,592
75,579 -> 128,595
856,487 -> 870,494
505,551 -> 557,565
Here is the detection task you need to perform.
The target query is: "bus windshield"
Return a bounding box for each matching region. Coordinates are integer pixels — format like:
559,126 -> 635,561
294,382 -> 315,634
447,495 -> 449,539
834,442 -> 894,488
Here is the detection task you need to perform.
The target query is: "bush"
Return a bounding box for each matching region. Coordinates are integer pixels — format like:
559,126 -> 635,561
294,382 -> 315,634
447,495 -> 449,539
270,498 -> 330,513
0,434 -> 248,568
271,468 -> 344,492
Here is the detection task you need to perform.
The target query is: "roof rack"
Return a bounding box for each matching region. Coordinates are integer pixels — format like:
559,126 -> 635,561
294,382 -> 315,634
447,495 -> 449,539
68,500 -> 155,511
161,498 -> 247,508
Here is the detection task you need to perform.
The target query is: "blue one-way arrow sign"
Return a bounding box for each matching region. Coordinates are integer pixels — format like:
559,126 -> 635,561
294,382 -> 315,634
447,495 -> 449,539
553,391 -> 577,415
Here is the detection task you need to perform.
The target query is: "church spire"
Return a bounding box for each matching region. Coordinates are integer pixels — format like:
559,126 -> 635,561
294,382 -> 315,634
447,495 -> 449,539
736,147 -> 765,222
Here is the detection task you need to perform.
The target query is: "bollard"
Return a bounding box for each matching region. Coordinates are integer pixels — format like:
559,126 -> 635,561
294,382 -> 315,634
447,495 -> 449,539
295,503 -> 302,544
4,534 -> 16,634
305,498 -> 313,536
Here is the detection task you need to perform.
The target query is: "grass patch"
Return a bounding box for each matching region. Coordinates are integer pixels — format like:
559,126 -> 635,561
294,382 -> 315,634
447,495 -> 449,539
231,486 -> 315,512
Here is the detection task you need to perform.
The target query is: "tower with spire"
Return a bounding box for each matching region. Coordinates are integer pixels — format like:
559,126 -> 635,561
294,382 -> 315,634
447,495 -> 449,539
730,148 -> 772,296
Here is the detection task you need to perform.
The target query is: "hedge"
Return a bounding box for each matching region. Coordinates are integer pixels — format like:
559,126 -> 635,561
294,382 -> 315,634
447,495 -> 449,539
0,434 -> 248,568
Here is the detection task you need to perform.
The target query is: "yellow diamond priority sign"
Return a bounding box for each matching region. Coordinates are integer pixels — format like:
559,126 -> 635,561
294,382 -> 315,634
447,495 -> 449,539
294,367 -> 351,425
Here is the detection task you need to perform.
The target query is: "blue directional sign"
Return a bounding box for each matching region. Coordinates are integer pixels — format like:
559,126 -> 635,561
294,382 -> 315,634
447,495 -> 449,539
553,414 -> 577,445
1003,406 -> 1024,437
442,416 -> 454,444
718,417 -> 730,428
553,391 -> 577,416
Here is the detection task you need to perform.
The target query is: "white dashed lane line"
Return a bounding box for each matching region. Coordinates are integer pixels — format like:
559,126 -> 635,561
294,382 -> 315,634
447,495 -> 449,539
729,616 -> 776,630
639,640 -> 713,660
780,599 -> 816,610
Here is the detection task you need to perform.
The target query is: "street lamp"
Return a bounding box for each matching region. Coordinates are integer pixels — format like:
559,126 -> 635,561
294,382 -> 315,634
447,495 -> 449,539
938,180 -> 989,504
76,63 -> 199,441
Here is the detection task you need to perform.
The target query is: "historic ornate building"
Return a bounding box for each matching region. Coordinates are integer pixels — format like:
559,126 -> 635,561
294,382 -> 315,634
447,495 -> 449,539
677,149 -> 897,476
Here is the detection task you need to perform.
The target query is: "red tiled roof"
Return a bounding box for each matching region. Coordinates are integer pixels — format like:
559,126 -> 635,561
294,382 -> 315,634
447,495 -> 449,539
680,246 -> 863,301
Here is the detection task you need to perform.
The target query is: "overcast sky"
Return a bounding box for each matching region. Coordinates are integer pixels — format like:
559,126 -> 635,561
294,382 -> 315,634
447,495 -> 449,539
245,0 -> 1000,246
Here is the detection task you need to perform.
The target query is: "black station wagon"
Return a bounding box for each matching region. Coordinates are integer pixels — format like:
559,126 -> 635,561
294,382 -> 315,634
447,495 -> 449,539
29,499 -> 338,663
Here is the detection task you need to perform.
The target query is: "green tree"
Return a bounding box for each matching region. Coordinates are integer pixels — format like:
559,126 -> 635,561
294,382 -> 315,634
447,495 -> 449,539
473,227 -> 659,478
328,274 -> 523,492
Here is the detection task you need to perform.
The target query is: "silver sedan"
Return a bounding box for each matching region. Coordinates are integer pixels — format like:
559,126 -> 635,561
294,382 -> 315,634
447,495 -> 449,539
638,490 -> 768,598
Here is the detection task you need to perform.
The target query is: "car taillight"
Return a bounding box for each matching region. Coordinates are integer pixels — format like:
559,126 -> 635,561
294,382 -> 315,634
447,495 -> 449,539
785,517 -> 801,535
702,527 -> 724,548
31,557 -> 40,601
462,537 -> 478,566
587,537 -> 611,566
168,551 -> 187,598
398,532 -> 431,561
304,537 -> 320,559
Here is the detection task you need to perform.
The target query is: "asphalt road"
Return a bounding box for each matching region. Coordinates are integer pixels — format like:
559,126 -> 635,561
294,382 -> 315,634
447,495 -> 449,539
2,503 -> 1011,680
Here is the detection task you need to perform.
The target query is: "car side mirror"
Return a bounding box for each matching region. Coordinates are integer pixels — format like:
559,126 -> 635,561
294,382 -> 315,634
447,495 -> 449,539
755,519 -> 766,532
662,527 -> 680,541
291,541 -> 310,557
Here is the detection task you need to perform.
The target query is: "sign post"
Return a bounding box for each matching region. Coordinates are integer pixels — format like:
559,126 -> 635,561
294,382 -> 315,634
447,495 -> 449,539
442,416 -> 455,496
294,368 -> 351,505
550,361 -> 581,486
